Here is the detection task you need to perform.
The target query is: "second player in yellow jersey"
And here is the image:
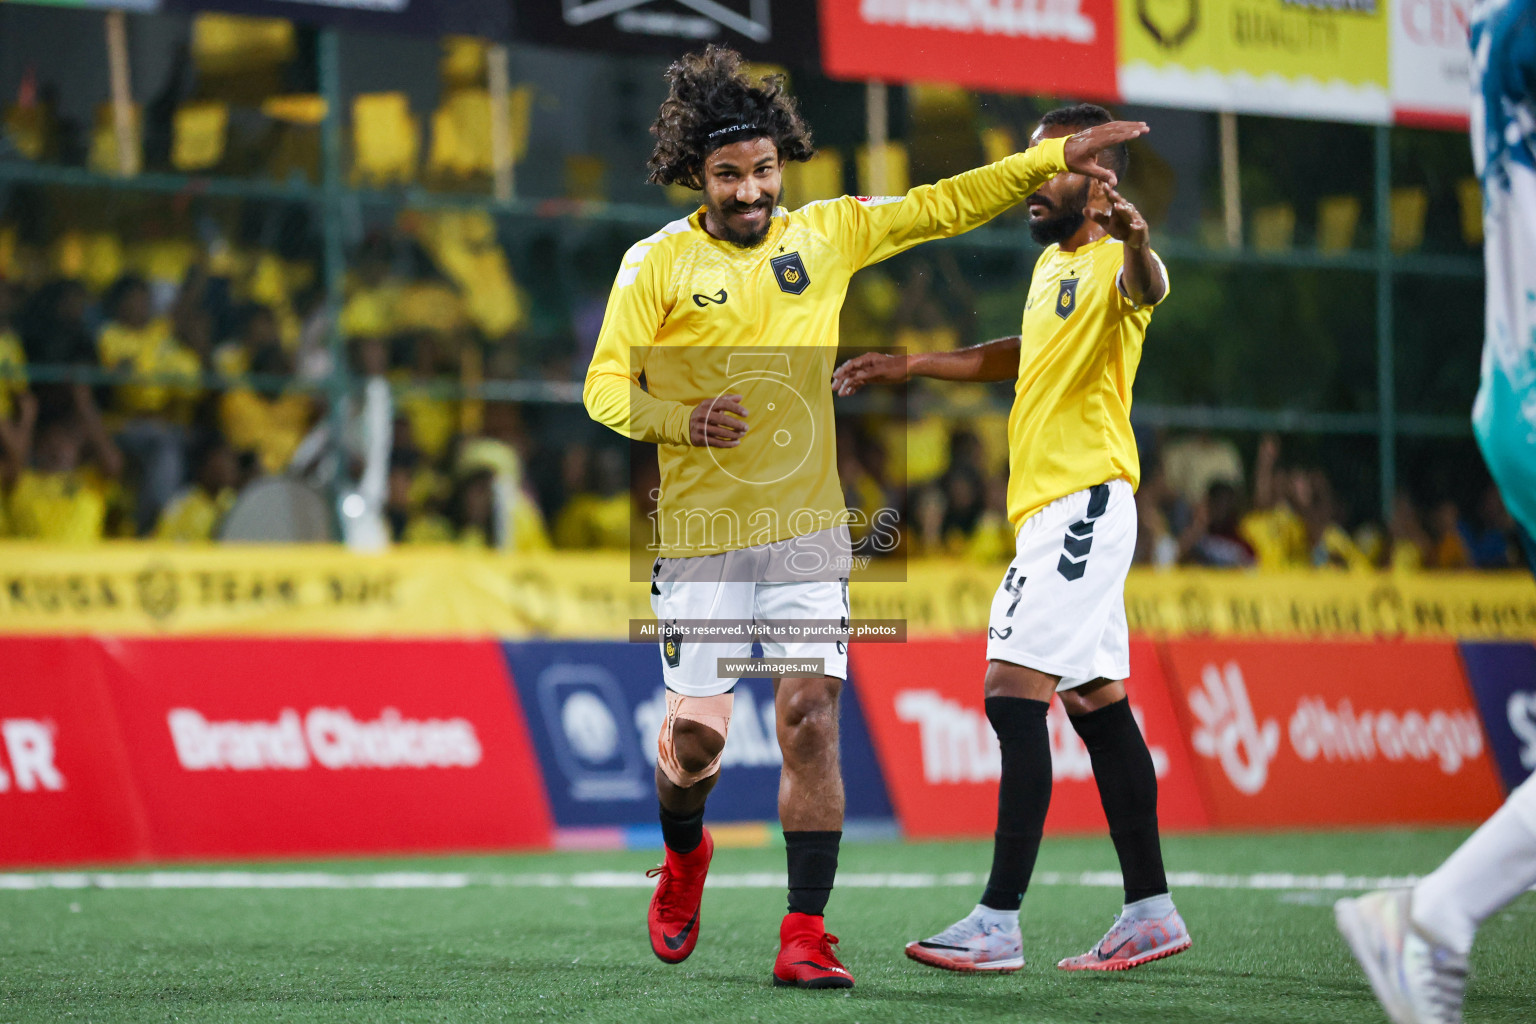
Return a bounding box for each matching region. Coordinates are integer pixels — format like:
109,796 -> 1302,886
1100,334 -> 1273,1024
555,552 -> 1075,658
834,102 -> 1187,980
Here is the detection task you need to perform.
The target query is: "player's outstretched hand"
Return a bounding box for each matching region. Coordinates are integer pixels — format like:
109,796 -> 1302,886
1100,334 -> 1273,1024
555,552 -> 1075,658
1063,121 -> 1148,188
832,352 -> 909,397
689,394 -> 748,447
1086,187 -> 1150,248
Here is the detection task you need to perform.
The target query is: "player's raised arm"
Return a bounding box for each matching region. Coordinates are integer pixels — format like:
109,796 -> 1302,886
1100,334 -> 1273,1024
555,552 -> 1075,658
832,337 -> 1022,396
1088,186 -> 1167,307
820,121 -> 1148,270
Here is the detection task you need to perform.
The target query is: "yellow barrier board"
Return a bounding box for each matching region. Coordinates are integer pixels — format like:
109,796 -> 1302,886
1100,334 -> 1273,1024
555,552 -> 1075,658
872,564 -> 1536,640
1117,0 -> 1392,122
0,544 -> 1532,640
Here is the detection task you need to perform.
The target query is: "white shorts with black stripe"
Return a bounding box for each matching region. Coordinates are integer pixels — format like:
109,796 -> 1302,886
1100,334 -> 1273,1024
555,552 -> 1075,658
985,479 -> 1136,692
650,529 -> 852,698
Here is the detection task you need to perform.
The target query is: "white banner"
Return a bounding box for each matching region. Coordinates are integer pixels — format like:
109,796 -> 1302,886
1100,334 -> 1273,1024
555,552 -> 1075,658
1391,0 -> 1472,126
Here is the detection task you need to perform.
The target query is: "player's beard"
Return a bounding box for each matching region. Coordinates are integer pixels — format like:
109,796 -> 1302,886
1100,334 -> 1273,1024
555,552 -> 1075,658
709,190 -> 779,248
1027,181 -> 1091,246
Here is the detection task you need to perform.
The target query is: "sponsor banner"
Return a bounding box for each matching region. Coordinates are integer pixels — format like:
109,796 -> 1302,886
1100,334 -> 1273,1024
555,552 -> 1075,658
502,640 -> 893,828
848,638 -> 1208,838
4,1 -> 160,9
100,638 -> 552,858
1458,642 -> 1536,793
818,0 -> 1120,100
1161,639 -> 1504,827
515,0 -> 820,65
161,0 -> 510,39
0,638 -> 152,866
1,544 -> 1534,641
1117,0 -> 1392,122
867,565 -> 1536,641
1390,0 -> 1471,127
0,544 -> 657,639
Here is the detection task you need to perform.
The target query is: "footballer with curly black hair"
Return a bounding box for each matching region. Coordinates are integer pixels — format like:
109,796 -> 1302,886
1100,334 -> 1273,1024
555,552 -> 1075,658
585,45 -> 1148,989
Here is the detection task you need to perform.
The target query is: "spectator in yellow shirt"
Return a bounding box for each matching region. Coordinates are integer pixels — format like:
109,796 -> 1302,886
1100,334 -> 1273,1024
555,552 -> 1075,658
219,331 -> 316,475
1238,434 -> 1309,569
393,331 -> 458,462
554,446 -> 632,550
447,467 -> 499,550
0,385 -> 37,535
98,274 -> 199,534
2,384 -> 124,544
154,435 -> 240,542
0,282 -> 27,423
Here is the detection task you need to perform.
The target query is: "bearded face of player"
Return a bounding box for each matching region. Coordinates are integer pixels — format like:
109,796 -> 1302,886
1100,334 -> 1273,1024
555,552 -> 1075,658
701,137 -> 783,248
1025,176 -> 1093,247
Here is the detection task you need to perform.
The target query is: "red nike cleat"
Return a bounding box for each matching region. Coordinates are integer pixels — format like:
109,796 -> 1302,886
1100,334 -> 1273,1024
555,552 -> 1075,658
772,911 -> 855,989
645,829 -> 713,964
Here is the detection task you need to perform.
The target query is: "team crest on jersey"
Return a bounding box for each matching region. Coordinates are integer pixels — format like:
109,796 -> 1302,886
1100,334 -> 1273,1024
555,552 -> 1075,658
771,251 -> 810,295
1056,277 -> 1080,320
663,624 -> 682,668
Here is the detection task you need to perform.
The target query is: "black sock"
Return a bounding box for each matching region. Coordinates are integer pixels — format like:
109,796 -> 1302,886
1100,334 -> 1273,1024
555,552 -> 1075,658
980,696 -> 1052,912
1070,698 -> 1168,904
659,803 -> 704,855
784,830 -> 841,916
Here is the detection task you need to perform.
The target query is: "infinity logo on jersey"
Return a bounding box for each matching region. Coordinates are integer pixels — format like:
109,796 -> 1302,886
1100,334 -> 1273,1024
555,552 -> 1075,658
692,289 -> 728,306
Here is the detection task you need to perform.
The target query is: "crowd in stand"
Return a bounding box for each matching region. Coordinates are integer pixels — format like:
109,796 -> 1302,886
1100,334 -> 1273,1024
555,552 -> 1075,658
0,231 -> 1525,570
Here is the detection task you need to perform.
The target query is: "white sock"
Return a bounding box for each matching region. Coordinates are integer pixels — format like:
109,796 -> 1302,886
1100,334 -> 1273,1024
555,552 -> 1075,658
974,903 -> 1019,930
1120,892 -> 1176,921
1412,773 -> 1536,955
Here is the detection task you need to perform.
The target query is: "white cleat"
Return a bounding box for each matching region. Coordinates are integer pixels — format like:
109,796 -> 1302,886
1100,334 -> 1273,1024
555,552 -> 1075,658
1055,907 -> 1191,971
905,909 -> 1025,973
1335,889 -> 1468,1024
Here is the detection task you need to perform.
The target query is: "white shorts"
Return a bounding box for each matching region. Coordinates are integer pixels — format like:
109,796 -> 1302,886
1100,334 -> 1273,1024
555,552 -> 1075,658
985,479 -> 1136,692
651,533 -> 851,698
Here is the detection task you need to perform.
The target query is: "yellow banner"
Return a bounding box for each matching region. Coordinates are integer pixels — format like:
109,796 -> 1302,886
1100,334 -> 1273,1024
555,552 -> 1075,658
868,564 -> 1536,640
1118,0 -> 1391,122
0,543 -> 1531,640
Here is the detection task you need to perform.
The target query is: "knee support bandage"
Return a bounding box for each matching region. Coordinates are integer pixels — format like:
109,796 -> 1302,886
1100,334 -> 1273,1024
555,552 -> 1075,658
657,690 -> 733,788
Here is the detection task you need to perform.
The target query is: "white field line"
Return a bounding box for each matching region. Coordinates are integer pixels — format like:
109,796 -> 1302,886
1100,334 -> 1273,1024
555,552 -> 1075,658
0,869 -> 1426,893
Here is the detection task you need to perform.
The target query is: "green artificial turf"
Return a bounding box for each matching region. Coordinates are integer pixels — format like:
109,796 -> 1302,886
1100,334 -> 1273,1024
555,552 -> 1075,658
1,830 -> 1532,1023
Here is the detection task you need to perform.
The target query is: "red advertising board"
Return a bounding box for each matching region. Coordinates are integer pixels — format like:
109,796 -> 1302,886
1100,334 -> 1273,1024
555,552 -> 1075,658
819,0 -> 1119,101
0,638 -> 153,866
849,638 -> 1208,838
99,638 -> 553,858
1159,640 -> 1504,828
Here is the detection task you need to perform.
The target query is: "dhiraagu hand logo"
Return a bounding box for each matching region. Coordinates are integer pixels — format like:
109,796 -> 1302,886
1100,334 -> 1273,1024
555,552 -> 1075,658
1189,661 -> 1281,795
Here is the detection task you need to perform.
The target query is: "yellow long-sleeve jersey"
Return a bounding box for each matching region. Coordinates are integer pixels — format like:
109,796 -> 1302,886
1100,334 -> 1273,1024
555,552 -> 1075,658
1006,235 -> 1170,531
586,137 -> 1069,558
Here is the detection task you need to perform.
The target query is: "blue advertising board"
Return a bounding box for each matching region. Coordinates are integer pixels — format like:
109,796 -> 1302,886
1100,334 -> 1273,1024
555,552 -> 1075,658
501,641 -> 893,831
1458,642 -> 1536,793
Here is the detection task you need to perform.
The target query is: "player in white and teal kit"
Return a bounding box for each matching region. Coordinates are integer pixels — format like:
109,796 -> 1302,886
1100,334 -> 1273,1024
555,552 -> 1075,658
1471,0 -> 1536,556
1335,3 -> 1536,1022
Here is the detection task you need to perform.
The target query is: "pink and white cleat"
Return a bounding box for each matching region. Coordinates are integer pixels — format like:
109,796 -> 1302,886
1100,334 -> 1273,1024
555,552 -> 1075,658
1056,908 -> 1191,971
905,908 -> 1025,973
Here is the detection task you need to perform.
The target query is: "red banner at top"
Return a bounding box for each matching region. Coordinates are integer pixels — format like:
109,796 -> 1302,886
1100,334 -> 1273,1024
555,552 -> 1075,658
818,0 -> 1119,100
